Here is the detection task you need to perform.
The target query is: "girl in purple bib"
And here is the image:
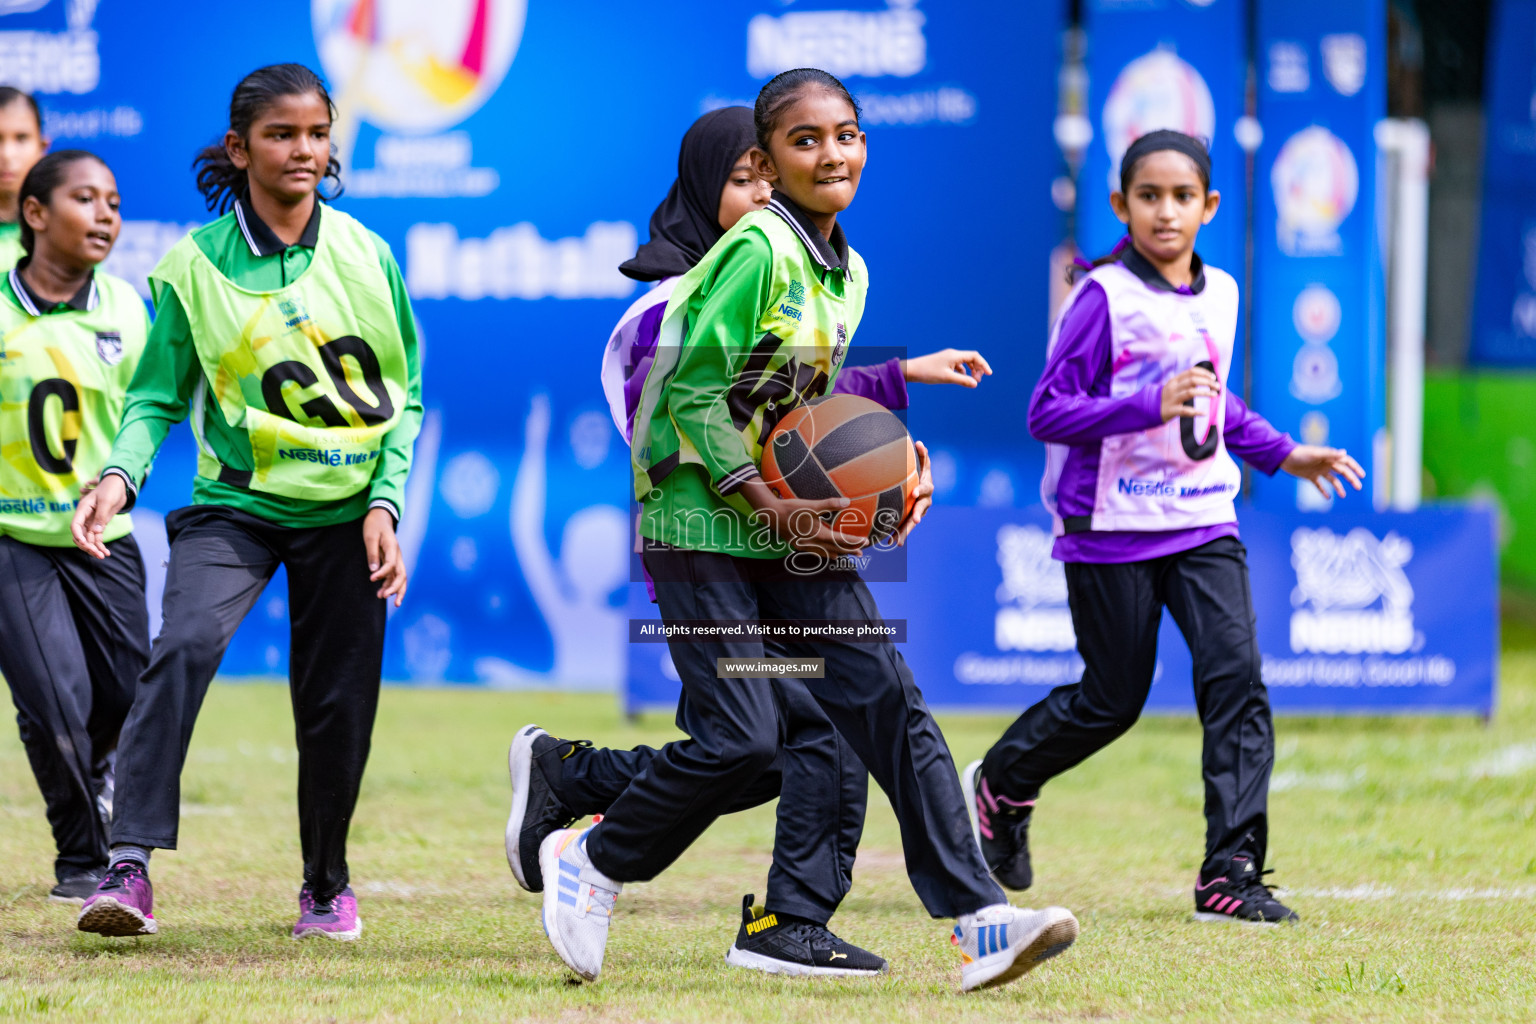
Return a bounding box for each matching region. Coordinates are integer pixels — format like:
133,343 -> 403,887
963,130 -> 1364,926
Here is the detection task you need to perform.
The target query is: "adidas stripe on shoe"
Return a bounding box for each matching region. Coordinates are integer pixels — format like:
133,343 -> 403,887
539,827 -> 621,982
1193,854 -> 1299,926
954,903 -> 1078,992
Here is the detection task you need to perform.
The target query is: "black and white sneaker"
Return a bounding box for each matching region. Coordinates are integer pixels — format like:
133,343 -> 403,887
1193,854 -> 1299,925
49,869 -> 106,905
504,724 -> 585,892
724,894 -> 888,977
962,759 -> 1035,891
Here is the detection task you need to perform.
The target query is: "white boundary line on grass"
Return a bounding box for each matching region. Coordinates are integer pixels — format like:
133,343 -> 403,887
1288,884 -> 1536,901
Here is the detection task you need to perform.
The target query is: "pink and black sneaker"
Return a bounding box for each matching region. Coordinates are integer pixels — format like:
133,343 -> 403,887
77,860 -> 157,936
961,760 -> 1036,891
292,884 -> 362,941
1193,854 -> 1299,925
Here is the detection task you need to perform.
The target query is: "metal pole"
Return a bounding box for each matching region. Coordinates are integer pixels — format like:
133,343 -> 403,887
1376,118 -> 1430,511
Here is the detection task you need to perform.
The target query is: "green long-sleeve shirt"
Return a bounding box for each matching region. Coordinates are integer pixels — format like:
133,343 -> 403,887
104,197 -> 423,527
633,194 -> 868,556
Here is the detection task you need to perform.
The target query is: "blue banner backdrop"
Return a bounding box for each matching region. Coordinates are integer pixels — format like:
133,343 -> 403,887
1471,0 -> 1536,366
4,0 -> 1061,684
1078,0 -> 1248,390
626,505 -> 1498,716
1249,0 -> 1386,509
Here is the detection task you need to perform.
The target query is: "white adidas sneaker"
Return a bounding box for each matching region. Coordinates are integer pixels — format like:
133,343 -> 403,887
954,903 -> 1078,992
539,827 -> 622,982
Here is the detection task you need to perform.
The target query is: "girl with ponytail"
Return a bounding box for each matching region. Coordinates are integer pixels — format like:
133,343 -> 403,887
71,63 -> 422,943
964,130 -> 1364,926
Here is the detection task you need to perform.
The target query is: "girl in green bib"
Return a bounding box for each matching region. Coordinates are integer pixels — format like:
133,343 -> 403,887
0,87 -> 49,270
0,149 -> 148,905
535,68 -> 1078,993
70,64 -> 423,942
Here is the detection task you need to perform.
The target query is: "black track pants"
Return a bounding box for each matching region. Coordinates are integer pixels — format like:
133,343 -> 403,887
0,535 -> 147,881
585,545 -> 1002,919
980,536 -> 1274,874
109,506 -> 385,899
559,677 -> 868,926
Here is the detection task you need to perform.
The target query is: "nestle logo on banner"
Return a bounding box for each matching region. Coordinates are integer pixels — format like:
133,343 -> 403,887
1289,527 -> 1417,655
0,0 -> 100,94
993,524 -> 1075,653
747,4 -> 926,79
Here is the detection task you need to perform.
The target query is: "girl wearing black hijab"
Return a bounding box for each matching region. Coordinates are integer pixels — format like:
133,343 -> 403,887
503,107 -> 991,977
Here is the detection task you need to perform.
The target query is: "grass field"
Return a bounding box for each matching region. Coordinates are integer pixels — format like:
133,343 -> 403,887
2,655 -> 1535,1023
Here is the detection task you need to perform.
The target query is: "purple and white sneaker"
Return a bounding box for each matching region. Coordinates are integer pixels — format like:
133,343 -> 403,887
77,860 -> 156,936
292,885 -> 362,941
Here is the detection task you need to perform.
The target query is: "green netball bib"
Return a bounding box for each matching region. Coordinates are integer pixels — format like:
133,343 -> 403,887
150,207 -> 409,501
0,272 -> 146,546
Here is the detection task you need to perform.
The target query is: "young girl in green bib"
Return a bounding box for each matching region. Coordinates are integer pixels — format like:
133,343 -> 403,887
535,68 -> 1078,993
0,149 -> 148,905
70,64 -> 423,942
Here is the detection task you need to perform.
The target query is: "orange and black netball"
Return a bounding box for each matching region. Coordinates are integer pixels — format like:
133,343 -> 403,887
760,394 -> 918,543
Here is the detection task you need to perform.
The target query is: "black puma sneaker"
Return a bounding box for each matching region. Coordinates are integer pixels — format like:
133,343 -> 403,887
504,724 -> 587,892
724,895 -> 888,977
1193,853 -> 1299,925
962,759 -> 1035,890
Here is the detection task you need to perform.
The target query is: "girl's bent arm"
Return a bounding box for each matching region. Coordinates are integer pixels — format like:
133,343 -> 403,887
100,288 -> 201,511
1223,391 -> 1296,475
1026,281 -> 1163,446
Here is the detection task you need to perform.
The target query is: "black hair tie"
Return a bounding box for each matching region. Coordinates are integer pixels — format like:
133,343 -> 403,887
1119,129 -> 1212,193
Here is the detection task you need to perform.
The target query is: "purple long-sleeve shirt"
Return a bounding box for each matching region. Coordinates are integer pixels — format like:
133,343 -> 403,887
1031,278 -> 1296,563
834,359 -> 909,409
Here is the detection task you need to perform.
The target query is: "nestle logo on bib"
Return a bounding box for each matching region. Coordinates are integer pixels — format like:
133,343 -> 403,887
278,448 -> 379,467
1117,478 -> 1176,497
1288,527 -> 1418,655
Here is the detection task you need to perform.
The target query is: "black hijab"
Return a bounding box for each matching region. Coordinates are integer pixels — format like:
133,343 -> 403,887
619,106 -> 758,282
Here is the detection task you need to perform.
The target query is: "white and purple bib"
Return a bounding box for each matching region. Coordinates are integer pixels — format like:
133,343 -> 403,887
1041,260 -> 1242,535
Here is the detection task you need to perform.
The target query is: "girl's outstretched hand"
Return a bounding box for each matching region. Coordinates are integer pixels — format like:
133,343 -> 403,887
895,440 -> 934,546
1160,366 -> 1220,422
902,349 -> 992,387
1281,445 -> 1366,500
364,507 -> 408,606
72,473 -> 128,559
